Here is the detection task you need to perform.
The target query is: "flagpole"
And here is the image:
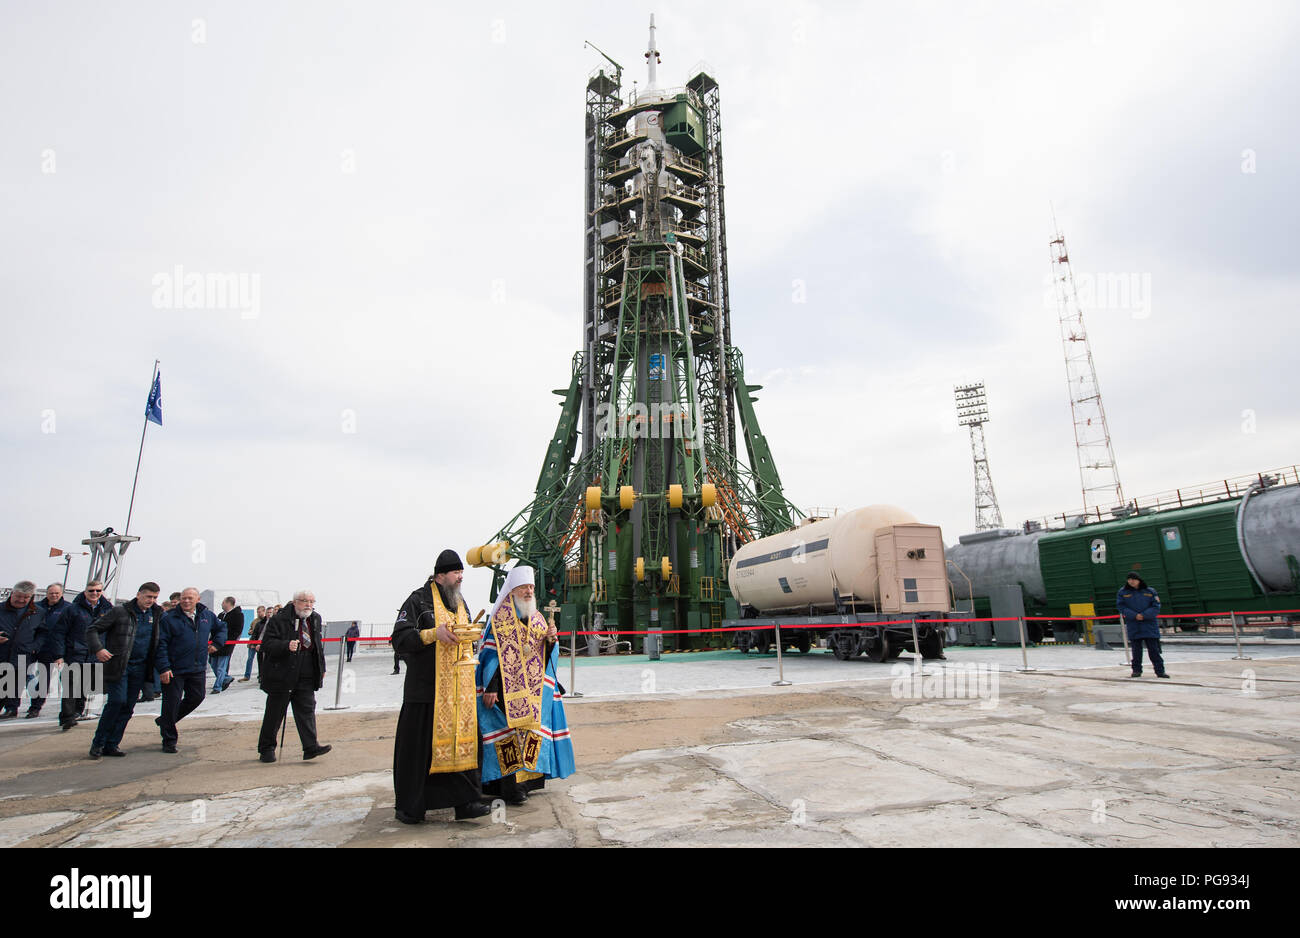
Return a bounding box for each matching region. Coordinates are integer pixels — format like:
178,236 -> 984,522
124,360 -> 159,539
116,359 -> 159,603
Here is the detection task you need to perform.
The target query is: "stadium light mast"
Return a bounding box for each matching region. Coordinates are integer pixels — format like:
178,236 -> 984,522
955,382 -> 1004,531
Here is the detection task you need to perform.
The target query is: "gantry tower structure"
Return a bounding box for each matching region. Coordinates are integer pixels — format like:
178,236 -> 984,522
468,18 -> 800,647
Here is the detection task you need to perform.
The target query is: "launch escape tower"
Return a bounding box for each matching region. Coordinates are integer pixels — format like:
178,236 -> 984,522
954,382 -> 1004,530
469,19 -> 800,647
1049,217 -> 1125,514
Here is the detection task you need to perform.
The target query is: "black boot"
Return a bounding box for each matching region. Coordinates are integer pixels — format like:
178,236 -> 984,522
454,802 -> 491,820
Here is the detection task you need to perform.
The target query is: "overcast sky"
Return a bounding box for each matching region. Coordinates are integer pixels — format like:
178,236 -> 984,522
3,0 -> 1297,624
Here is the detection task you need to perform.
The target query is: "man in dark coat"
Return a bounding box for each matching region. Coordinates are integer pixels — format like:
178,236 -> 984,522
256,591 -> 331,762
212,597 -> 244,693
1117,571 -> 1167,679
26,583 -> 71,718
54,580 -> 113,730
86,582 -> 163,758
155,587 -> 226,752
391,549 -> 488,823
0,581 -> 44,719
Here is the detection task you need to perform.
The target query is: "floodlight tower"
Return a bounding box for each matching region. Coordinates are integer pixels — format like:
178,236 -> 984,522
468,18 -> 800,648
1049,216 -> 1124,514
954,383 -> 1004,530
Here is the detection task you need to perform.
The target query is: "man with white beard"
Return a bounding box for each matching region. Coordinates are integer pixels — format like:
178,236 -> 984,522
255,590 -> 330,762
389,549 -> 488,823
477,564 -> 575,806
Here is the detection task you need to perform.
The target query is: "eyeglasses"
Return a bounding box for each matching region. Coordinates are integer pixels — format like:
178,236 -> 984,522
85,589 -> 103,594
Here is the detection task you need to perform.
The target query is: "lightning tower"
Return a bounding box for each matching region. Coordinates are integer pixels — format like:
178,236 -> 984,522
468,18 -> 800,647
1049,217 -> 1125,514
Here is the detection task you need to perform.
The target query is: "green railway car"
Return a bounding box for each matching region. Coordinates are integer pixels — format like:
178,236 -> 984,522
947,477 -> 1300,633
1037,500 -> 1294,622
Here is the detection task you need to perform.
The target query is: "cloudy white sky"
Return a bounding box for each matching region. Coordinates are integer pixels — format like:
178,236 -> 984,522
3,1 -> 1297,623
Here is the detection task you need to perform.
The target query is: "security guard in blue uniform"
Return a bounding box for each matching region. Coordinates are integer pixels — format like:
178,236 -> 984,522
1116,571 -> 1168,678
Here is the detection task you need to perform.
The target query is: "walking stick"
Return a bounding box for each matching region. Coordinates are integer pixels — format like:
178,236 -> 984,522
278,700 -> 288,758
277,616 -> 307,762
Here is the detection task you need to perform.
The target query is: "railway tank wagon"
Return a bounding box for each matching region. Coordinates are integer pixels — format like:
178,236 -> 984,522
727,505 -> 952,660
946,475 -> 1300,633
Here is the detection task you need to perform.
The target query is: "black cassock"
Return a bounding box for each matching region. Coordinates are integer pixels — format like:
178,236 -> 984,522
391,581 -> 481,819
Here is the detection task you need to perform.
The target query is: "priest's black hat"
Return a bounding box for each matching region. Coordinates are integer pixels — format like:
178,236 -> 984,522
434,549 -> 464,574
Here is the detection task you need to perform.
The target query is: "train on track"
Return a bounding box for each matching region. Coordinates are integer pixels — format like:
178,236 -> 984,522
722,469 -> 1299,657
945,470 -> 1300,640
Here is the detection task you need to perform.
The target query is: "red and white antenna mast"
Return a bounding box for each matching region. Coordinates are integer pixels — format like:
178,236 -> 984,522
1049,210 -> 1124,515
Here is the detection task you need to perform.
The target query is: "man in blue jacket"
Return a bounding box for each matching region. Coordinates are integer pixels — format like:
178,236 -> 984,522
0,581 -> 45,719
26,583 -> 71,718
155,587 -> 225,753
1116,571 -> 1168,679
51,581 -> 113,729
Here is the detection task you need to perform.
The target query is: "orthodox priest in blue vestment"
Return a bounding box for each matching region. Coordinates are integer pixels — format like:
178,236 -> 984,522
476,565 -> 575,805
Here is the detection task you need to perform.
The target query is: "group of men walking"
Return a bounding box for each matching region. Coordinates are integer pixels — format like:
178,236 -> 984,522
0,580 -> 331,762
1,580 -> 108,729
5,552 -> 576,822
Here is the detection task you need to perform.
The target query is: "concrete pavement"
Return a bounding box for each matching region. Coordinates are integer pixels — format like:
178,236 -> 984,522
0,649 -> 1296,847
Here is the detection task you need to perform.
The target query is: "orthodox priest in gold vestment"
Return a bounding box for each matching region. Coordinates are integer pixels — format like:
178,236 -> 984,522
391,549 -> 489,823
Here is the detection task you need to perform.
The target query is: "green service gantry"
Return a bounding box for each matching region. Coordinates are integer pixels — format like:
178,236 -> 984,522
468,43 -> 800,650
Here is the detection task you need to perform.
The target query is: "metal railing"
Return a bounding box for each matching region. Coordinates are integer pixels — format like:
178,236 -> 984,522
1022,465 -> 1299,532
666,154 -> 705,176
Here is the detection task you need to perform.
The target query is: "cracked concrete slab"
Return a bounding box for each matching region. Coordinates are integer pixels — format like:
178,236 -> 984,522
836,804 -> 1088,848
843,728 -> 1074,789
1036,713 -> 1291,759
989,787 -> 1292,847
953,722 -> 1223,771
694,737 -> 974,817
568,750 -> 786,845
0,810 -> 84,848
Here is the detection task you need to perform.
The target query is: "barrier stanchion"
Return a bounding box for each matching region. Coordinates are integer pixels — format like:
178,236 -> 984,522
772,624 -> 792,686
568,616 -> 584,698
324,637 -> 349,711
1016,617 -> 1035,672
909,618 -> 923,672
1229,610 -> 1252,661
1118,617 -> 1131,668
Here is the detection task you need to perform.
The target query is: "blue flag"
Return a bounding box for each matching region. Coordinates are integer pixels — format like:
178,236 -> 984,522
146,372 -> 163,426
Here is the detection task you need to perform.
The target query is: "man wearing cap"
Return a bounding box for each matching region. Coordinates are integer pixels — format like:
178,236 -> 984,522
477,564 -> 575,805
1117,571 -> 1167,679
390,550 -> 489,823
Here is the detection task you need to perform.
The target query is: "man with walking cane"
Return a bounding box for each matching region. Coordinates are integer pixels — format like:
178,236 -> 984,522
255,590 -> 332,763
